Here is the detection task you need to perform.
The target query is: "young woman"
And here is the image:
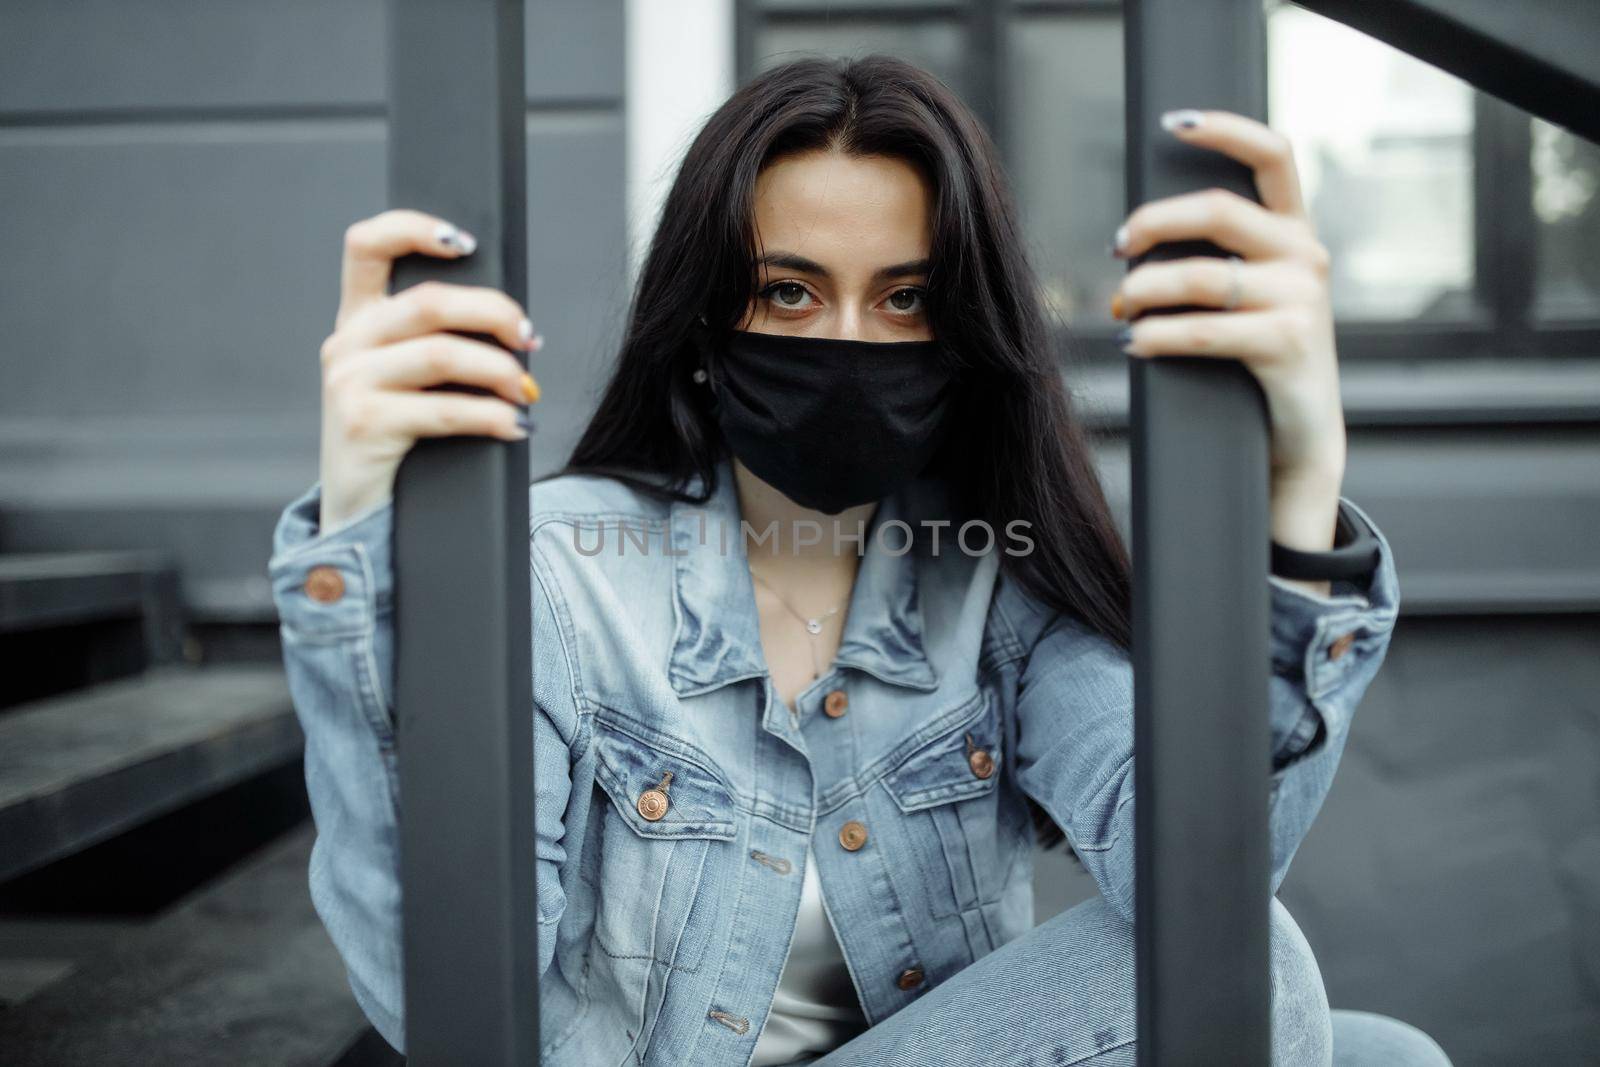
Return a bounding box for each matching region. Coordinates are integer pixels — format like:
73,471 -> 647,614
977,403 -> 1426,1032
269,55 -> 1450,1066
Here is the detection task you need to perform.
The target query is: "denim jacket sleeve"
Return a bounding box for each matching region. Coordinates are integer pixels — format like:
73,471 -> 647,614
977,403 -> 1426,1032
267,480 -> 579,1054
1010,496 -> 1401,924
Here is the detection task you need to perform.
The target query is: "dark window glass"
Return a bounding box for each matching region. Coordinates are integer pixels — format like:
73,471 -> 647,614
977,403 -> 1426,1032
1005,13 -> 1125,332
744,0 -> 1600,357
751,20 -> 968,101
1532,116 -> 1600,322
1268,3 -> 1476,322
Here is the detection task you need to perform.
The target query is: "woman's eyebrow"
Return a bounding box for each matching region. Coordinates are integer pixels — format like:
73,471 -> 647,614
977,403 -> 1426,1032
758,251 -> 931,282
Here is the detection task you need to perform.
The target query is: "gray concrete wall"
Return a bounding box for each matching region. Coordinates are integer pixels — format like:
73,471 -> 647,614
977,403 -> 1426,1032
0,0 -> 627,620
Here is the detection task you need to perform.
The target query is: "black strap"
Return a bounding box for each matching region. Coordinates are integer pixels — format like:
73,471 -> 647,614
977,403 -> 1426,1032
1270,501 -> 1381,582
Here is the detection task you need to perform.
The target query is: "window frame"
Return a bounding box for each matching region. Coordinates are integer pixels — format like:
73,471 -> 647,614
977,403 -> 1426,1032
735,0 -> 1600,390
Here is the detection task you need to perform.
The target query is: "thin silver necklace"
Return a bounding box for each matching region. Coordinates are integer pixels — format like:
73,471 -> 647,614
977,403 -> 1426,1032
750,569 -> 842,679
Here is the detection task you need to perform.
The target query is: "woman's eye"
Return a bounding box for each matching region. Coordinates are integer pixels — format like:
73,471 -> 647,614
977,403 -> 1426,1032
887,287 -> 926,314
763,282 -> 812,309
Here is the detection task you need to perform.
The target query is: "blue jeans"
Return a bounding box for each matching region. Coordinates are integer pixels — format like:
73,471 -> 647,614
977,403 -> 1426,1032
804,896 -> 1451,1066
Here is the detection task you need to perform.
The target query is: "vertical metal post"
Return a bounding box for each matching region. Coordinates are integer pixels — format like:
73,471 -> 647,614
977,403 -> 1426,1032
389,1 -> 538,1063
1124,1 -> 1271,1063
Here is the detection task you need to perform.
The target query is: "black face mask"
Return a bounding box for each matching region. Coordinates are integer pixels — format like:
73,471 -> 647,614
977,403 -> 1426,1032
692,323 -> 957,515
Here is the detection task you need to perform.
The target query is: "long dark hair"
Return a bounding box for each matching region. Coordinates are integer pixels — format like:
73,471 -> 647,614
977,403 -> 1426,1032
550,54 -> 1131,852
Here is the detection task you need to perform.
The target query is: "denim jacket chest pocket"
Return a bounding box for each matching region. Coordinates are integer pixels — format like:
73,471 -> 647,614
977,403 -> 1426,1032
877,690 -> 1025,920
582,714 -> 738,974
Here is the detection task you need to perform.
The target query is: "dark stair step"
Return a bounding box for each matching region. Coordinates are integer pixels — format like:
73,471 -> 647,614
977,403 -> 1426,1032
0,822 -> 373,1067
0,665 -> 303,883
0,550 -> 171,632
0,550 -> 186,709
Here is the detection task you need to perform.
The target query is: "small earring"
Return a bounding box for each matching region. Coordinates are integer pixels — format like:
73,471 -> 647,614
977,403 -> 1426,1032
692,367 -> 708,384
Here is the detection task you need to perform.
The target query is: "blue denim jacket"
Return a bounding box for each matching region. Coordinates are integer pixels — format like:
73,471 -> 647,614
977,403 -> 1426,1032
267,455 -> 1400,1065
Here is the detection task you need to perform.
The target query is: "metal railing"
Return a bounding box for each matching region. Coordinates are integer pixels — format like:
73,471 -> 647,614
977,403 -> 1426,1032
385,1 -> 1600,1062
389,1 -> 539,1063
1125,4 -> 1273,1061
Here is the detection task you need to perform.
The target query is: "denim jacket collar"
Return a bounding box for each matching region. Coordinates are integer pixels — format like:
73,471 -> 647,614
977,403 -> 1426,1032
667,456 -> 939,698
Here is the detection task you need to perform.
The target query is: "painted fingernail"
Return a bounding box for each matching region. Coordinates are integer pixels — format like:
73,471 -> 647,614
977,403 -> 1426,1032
1114,326 -> 1136,352
514,410 -> 538,433
1109,224 -> 1130,257
1110,292 -> 1125,319
1160,109 -> 1203,131
436,223 -> 477,255
520,372 -> 541,404
518,318 -> 535,348
530,332 -> 545,352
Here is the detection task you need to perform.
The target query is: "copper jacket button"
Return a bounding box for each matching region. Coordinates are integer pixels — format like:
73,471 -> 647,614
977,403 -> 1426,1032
969,748 -> 995,780
637,788 -> 669,821
305,565 -> 345,604
823,689 -> 849,718
896,967 -> 924,990
838,820 -> 868,851
1328,631 -> 1356,661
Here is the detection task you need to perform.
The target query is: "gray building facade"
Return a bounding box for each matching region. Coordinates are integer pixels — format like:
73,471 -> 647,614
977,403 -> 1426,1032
1,2 -> 1595,1064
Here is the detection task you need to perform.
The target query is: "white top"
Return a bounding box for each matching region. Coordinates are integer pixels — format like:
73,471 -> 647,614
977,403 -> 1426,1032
750,843 -> 868,1065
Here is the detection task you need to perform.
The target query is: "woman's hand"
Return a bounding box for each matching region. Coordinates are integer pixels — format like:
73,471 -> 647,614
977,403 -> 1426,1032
1108,108 -> 1345,591
318,209 -> 543,533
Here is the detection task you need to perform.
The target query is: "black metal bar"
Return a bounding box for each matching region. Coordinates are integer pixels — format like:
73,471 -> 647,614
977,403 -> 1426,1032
1474,91 -> 1537,356
967,0 -> 1004,143
1293,0 -> 1600,145
388,1 -> 537,1064
1124,1 -> 1272,1064
734,0 -> 759,86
